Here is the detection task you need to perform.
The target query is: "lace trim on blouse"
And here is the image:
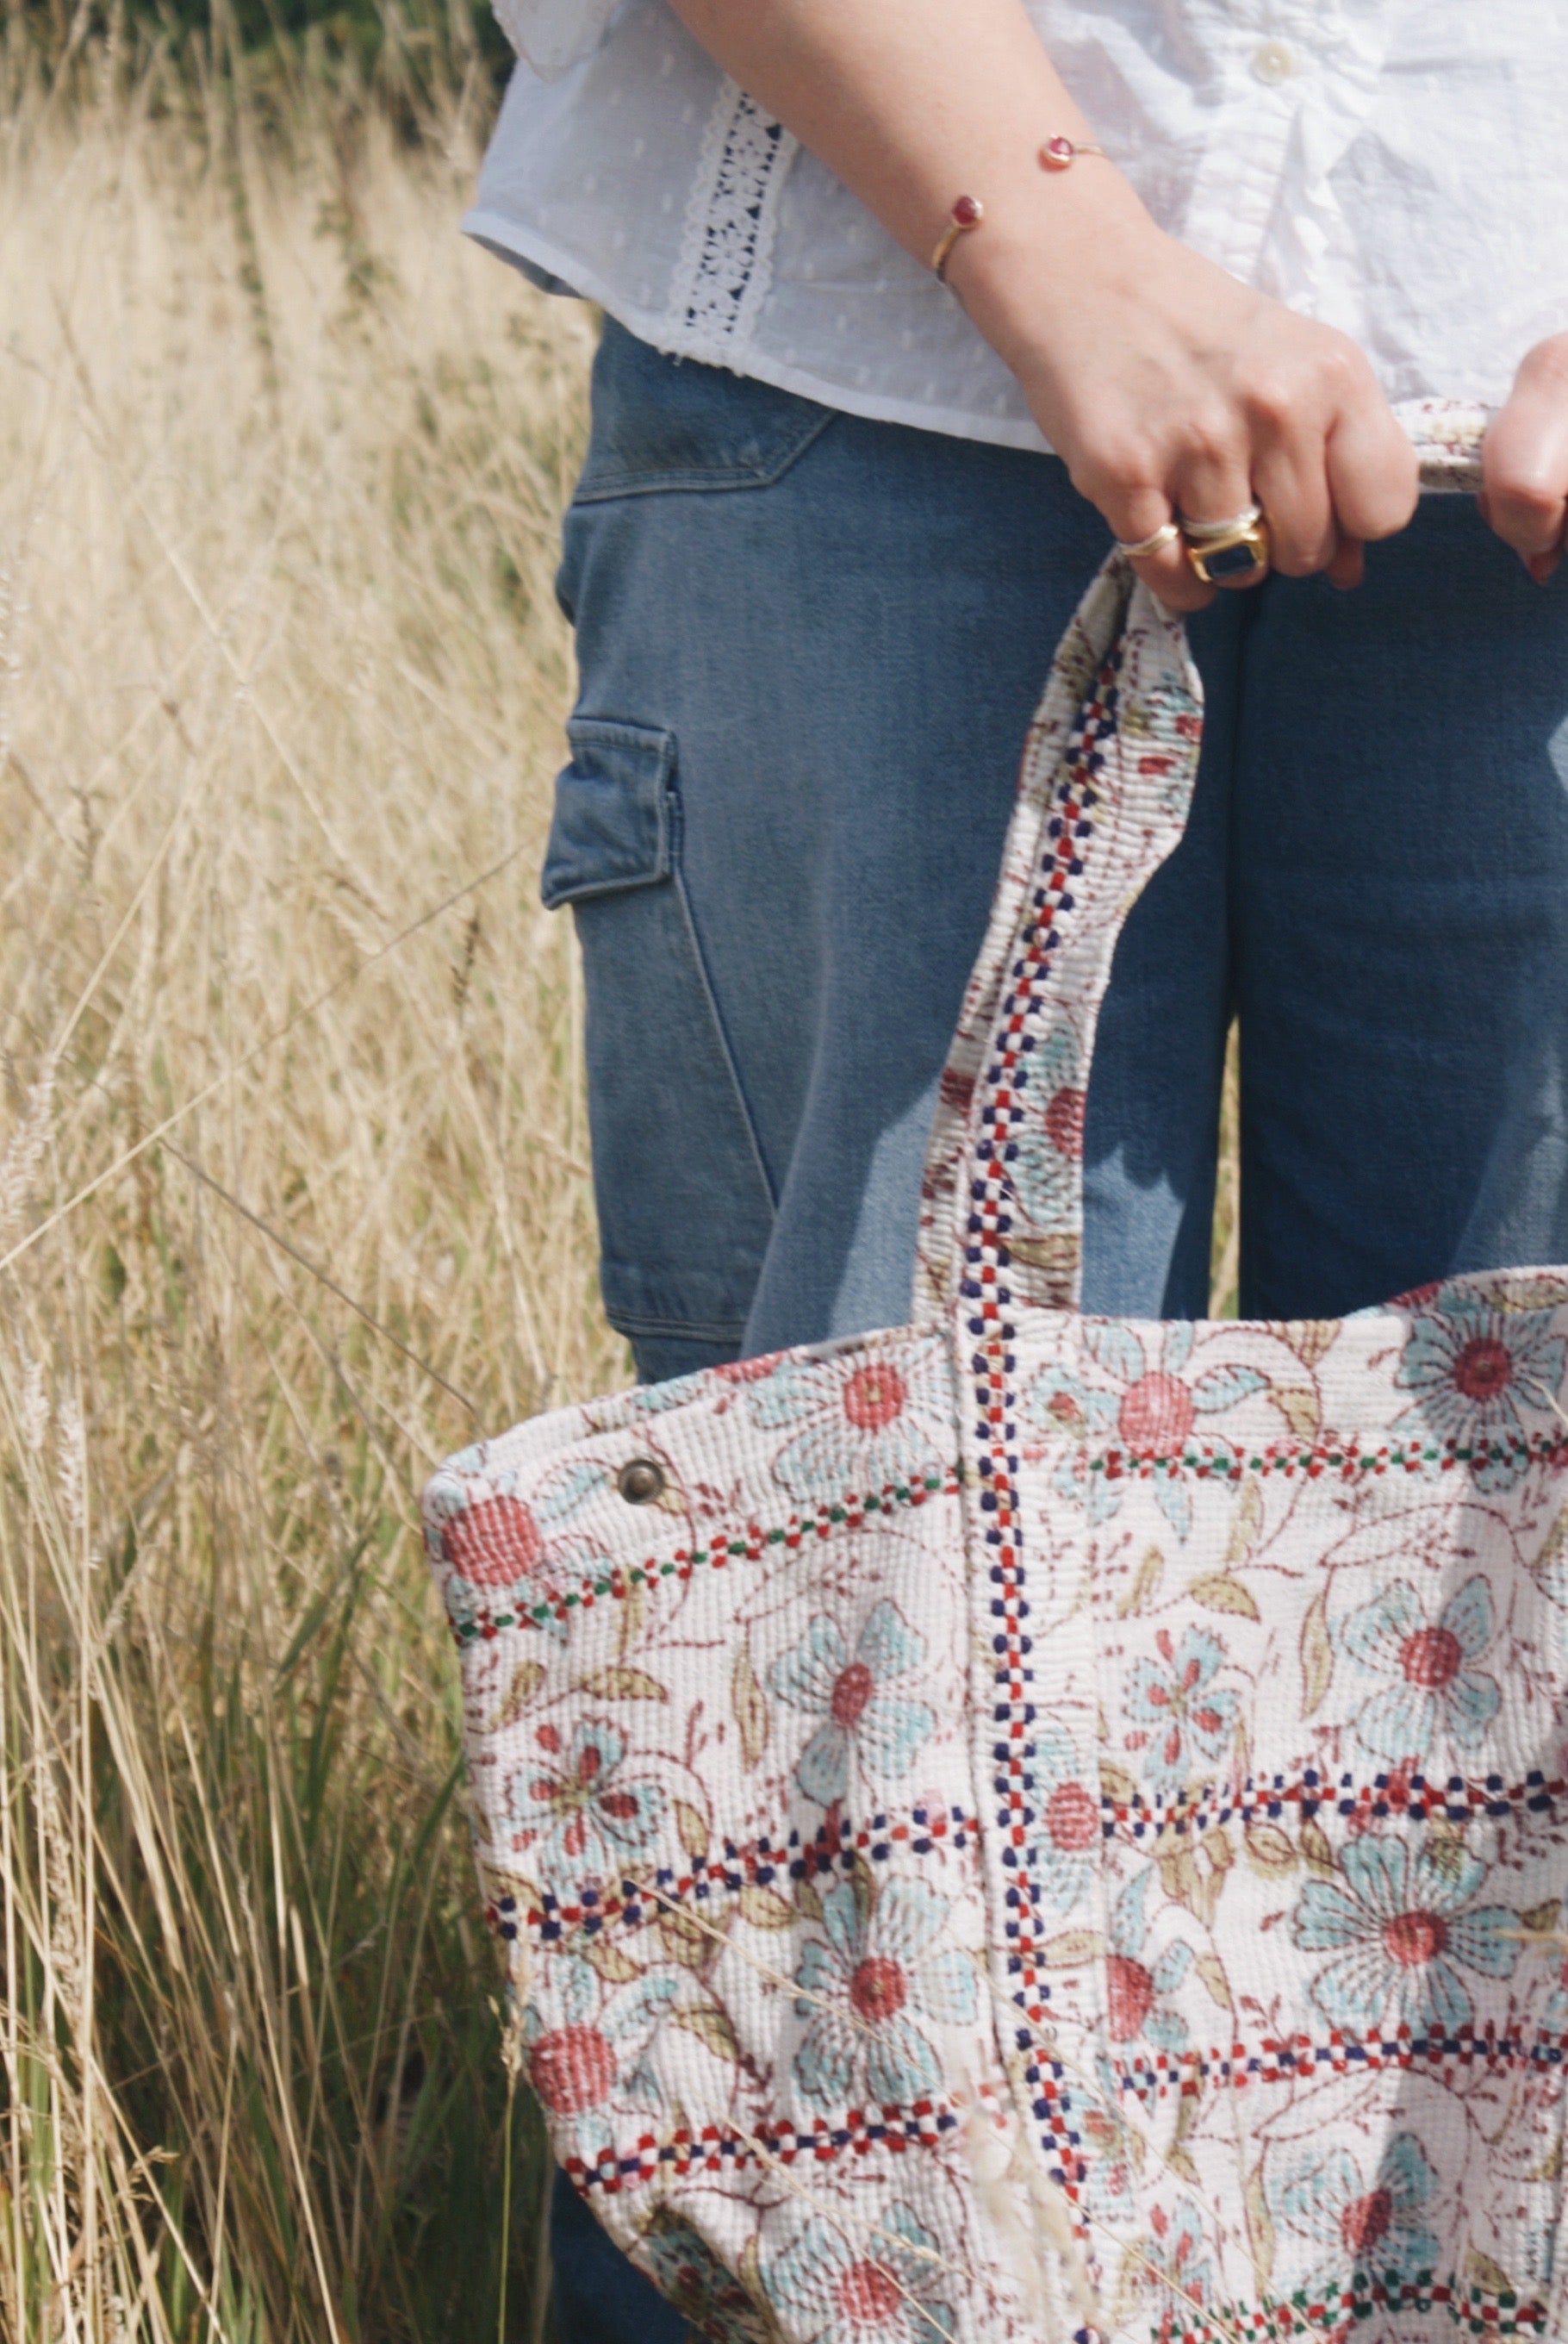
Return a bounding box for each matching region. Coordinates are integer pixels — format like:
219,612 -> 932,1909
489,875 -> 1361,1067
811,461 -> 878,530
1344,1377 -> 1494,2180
665,81 -> 799,369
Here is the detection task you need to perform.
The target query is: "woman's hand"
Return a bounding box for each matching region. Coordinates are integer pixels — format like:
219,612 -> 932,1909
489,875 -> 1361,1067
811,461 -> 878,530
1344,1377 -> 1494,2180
668,0 -> 1420,608
1481,334 -> 1568,585
954,206 -> 1419,612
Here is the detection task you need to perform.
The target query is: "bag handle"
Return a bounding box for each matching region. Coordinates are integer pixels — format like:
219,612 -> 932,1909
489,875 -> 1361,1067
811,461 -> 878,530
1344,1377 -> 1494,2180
912,400 -> 1490,1322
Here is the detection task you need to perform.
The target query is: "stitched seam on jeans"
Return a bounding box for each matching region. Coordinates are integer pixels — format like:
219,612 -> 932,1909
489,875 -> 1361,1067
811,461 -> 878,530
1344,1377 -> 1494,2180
667,785 -> 781,1217
569,408 -> 836,505
600,1304 -> 748,1344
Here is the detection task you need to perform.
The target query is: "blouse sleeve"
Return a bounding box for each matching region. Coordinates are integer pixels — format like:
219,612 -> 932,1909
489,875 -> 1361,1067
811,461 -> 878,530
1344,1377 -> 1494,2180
491,0 -> 621,78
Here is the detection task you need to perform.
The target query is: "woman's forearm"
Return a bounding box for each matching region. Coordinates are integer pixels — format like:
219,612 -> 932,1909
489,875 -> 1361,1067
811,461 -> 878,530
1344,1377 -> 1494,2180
666,0 -> 1148,356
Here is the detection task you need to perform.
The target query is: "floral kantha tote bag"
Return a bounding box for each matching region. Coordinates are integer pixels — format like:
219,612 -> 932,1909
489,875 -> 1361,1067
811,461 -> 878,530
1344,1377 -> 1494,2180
423,402 -> 1568,2344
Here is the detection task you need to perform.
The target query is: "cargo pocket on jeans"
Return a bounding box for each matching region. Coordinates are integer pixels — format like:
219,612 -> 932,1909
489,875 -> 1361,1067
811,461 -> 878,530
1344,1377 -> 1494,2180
541,717 -> 775,1350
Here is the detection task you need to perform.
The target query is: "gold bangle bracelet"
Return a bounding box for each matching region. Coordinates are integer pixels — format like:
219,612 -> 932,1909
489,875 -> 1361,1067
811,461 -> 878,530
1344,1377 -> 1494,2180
1039,136 -> 1110,170
932,147 -> 1108,282
931,195 -> 985,283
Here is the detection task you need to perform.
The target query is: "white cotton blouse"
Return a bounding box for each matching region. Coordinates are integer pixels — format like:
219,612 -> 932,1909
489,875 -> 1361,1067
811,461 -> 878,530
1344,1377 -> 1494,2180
465,0 -> 1568,453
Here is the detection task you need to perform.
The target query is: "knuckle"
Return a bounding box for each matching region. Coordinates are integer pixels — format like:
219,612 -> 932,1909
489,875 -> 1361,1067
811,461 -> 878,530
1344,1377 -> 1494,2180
1522,333 -> 1568,391
1238,362 -> 1310,433
1352,492 -> 1415,543
1316,339 -> 1364,397
1337,451 -> 1419,540
1070,435 -> 1160,510
1178,409 -> 1241,473
1490,464 -> 1562,523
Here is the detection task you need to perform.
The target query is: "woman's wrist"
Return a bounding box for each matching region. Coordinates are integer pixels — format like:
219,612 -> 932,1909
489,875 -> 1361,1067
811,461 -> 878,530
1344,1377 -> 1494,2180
944,177 -> 1164,378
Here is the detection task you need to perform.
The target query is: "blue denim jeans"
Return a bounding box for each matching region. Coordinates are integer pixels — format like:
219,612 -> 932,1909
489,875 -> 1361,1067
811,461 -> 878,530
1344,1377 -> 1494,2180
543,317 -> 1568,2341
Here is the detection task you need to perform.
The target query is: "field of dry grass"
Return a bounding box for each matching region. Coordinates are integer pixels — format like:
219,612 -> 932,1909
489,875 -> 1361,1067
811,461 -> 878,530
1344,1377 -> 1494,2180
0,46 -> 618,2342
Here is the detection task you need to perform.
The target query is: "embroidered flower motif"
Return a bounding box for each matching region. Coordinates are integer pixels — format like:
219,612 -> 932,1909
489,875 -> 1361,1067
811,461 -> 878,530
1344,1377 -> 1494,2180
1539,1938 -> 1568,2038
764,2201 -> 955,2344
1125,1626 -> 1239,1792
1024,1320 -> 1266,1539
1393,1290 -> 1566,1490
745,1336 -> 950,1502
1105,1867 -> 1192,2050
1266,2131 -> 1440,2300
1338,1574 -> 1501,1764
1529,1503 -> 1568,1613
1074,2067 -> 1141,2232
1010,1025 -> 1085,1236
768,1600 -> 936,1805
1024,1724 -> 1102,1914
1143,2198 -> 1216,2318
441,1491 -> 549,1590
504,1717 -> 666,1888
639,2219 -> 778,2344
793,1876 -> 976,2110
521,1950 -> 678,2166
427,1456 -> 611,1637
1292,1832 -> 1520,2035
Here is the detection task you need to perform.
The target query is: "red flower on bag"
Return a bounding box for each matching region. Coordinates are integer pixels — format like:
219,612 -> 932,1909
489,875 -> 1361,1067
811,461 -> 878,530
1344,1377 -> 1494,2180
1107,1952 -> 1155,2041
530,2022 -> 616,2114
441,1493 -> 545,1590
1043,1086 -> 1086,1161
1117,1371 -> 1195,1451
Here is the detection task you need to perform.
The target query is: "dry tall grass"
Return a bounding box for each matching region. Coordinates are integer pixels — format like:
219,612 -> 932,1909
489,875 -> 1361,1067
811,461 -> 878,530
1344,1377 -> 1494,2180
0,50 -> 614,2343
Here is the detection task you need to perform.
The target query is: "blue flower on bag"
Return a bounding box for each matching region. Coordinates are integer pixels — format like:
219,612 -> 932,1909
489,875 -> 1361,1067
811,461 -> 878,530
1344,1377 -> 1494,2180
1105,1867 -> 1192,2050
1010,1023 -> 1084,1236
1125,1626 -> 1239,1792
768,1600 -> 936,1805
1393,1289 -> 1566,1488
638,2219 -> 778,2344
1024,1723 -> 1103,1913
763,2200 -> 955,2344
793,1875 -> 977,2110
1292,1832 -> 1520,2035
504,1717 -> 666,1886
745,1335 -> 951,1502
1024,1321 -> 1266,1540
1265,2130 -> 1439,2301
1338,1574 -> 1501,1764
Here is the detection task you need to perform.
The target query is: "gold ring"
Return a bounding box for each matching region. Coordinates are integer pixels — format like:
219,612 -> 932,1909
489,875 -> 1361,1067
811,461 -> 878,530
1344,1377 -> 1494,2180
1115,520 -> 1182,560
1184,516 -> 1271,586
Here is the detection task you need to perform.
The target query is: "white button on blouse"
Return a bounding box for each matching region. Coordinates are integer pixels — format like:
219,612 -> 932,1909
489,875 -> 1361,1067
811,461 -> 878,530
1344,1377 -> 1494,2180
1249,39 -> 1297,83
465,0 -> 1568,452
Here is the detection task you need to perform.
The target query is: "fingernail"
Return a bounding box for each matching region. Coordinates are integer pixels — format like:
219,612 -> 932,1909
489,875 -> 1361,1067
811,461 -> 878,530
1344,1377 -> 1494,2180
1529,552 -> 1560,586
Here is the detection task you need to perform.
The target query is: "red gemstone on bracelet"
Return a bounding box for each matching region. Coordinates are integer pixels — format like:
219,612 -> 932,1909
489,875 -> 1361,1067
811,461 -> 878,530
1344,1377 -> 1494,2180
1041,136 -> 1077,169
952,194 -> 983,226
